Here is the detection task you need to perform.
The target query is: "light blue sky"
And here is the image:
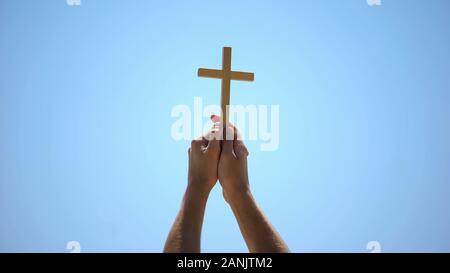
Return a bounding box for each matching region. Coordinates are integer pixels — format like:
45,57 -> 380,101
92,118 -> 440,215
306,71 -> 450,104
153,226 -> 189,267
1,0 -> 449,252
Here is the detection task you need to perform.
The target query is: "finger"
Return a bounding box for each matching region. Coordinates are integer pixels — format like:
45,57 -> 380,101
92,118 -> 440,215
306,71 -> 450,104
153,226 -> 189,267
211,115 -> 248,158
222,125 -> 235,155
234,140 -> 249,158
206,129 -> 221,154
201,121 -> 220,145
230,121 -> 249,158
210,115 -> 243,140
211,114 -> 220,123
198,117 -> 221,139
191,121 -> 221,155
190,139 -> 204,153
196,132 -> 209,148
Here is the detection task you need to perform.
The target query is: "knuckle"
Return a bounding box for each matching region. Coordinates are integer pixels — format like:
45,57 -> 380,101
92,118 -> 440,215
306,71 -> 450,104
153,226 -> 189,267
191,139 -> 201,147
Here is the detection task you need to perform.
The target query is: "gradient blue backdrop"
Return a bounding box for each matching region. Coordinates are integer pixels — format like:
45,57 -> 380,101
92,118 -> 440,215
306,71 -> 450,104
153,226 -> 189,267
1,0 -> 449,252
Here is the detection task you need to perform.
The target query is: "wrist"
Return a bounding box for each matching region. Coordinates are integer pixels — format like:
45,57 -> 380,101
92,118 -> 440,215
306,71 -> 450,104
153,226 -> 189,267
224,186 -> 253,207
185,183 -> 212,200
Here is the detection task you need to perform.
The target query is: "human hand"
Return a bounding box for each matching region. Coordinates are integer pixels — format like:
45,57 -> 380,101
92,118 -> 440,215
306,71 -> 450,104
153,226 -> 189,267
187,124 -> 221,195
167,116 -> 289,253
210,115 -> 250,204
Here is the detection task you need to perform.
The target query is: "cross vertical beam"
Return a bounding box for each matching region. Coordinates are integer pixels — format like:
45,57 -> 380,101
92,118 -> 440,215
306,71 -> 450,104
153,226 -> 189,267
221,47 -> 232,130
197,47 -> 254,139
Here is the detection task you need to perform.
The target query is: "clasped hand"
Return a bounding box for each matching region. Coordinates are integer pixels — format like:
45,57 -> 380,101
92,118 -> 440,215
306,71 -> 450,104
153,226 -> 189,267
188,115 -> 250,204
165,115 -> 289,253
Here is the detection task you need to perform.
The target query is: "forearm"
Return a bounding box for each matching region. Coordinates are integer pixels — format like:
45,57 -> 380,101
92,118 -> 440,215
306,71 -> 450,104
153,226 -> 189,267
163,186 -> 209,253
229,189 -> 289,253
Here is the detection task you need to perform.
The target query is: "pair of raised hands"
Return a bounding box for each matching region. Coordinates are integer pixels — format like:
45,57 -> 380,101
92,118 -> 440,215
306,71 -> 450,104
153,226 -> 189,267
164,115 -> 289,253
188,115 -> 250,204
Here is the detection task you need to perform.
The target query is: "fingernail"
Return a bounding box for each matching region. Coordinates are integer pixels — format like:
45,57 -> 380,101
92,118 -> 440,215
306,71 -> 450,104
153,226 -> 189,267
211,114 -> 220,122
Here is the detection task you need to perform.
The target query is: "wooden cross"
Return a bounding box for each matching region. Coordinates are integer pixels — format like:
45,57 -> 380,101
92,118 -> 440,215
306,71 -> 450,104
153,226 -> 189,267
198,47 -> 254,135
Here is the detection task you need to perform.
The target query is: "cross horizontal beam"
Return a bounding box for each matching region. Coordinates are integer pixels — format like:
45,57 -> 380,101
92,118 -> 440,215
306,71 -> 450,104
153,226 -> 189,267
198,68 -> 254,82
197,47 -> 254,131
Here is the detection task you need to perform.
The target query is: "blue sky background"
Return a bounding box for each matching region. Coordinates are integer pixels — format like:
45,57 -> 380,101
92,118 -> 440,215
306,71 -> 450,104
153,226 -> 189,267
1,0 -> 449,252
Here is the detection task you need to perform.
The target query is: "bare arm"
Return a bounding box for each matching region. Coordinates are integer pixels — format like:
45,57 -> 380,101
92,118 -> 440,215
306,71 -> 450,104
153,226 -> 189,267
218,122 -> 289,253
227,189 -> 289,253
163,186 -> 210,253
164,128 -> 221,253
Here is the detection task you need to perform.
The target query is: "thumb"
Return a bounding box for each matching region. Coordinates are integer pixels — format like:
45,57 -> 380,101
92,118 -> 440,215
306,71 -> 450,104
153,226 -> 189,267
222,125 -> 235,155
207,139 -> 220,154
206,128 -> 221,154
